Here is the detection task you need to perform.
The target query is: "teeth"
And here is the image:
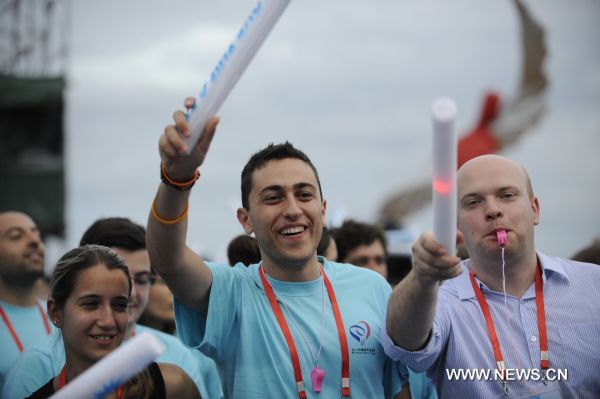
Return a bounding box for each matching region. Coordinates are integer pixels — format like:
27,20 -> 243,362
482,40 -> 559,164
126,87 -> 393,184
280,226 -> 305,235
93,335 -> 112,341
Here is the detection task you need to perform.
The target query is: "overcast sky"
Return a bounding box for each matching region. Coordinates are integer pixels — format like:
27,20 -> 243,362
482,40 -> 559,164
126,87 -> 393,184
46,0 -> 600,267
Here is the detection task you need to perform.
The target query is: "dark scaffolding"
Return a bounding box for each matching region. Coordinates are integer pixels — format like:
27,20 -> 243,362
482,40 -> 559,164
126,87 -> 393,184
0,0 -> 69,237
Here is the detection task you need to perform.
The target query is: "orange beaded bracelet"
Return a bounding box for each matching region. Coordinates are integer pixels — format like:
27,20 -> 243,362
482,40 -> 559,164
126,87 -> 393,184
151,200 -> 189,225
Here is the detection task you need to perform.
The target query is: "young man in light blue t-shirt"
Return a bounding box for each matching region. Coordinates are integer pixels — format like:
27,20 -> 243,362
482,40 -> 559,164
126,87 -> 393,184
147,108 -> 412,398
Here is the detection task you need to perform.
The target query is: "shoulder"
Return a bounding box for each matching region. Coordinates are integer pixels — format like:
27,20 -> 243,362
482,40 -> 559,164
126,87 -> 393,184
137,324 -> 180,347
135,325 -> 195,362
539,252 -> 600,293
539,252 -> 600,279
206,261 -> 256,282
326,260 -> 391,287
158,363 -> 202,399
0,300 -> 38,315
324,261 -> 392,308
7,342 -> 62,373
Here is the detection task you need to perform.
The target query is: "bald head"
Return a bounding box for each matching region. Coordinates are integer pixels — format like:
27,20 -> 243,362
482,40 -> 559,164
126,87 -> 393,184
0,211 -> 36,229
458,155 -> 534,200
0,210 -> 45,291
456,155 -> 540,264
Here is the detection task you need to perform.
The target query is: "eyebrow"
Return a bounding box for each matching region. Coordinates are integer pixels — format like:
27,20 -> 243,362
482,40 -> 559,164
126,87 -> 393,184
77,294 -> 128,302
4,226 -> 39,235
460,186 -> 522,200
258,182 -> 317,195
77,294 -> 100,302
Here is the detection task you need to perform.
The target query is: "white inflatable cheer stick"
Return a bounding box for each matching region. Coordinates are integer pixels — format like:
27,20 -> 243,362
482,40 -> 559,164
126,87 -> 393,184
432,98 -> 458,256
50,332 -> 164,399
184,0 -> 291,152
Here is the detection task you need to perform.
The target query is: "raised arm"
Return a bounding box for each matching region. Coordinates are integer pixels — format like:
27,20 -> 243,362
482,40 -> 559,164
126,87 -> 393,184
386,232 -> 462,350
147,99 -> 219,314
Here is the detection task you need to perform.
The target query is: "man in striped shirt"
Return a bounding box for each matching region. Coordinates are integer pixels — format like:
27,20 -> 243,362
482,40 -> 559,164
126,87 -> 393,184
383,155 -> 600,398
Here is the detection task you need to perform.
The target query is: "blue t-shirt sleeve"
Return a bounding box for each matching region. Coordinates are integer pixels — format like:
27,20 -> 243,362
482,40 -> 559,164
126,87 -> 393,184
384,358 -> 409,398
408,367 -> 438,399
174,262 -> 242,361
1,344 -> 64,399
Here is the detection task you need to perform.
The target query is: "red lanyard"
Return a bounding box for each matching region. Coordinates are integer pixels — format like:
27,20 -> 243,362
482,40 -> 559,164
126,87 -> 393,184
0,301 -> 51,352
58,366 -> 124,398
469,263 -> 549,380
260,265 -> 351,398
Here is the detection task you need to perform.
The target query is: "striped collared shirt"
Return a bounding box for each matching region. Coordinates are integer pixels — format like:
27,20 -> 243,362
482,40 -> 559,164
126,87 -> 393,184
382,252 -> 600,398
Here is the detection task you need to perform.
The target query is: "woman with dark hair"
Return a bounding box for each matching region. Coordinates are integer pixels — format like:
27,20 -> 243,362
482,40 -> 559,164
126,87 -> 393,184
26,245 -> 201,399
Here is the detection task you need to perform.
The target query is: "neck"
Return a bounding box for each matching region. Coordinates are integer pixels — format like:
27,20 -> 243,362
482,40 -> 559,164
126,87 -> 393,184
0,278 -> 37,306
471,250 -> 538,298
261,255 -> 321,282
63,352 -> 94,384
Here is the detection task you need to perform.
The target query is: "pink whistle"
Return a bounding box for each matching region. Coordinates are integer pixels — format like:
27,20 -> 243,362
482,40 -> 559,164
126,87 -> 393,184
496,229 -> 508,247
311,367 -> 325,392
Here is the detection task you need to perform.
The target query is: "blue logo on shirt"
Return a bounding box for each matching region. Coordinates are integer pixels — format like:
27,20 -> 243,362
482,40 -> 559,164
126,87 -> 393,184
349,321 -> 371,346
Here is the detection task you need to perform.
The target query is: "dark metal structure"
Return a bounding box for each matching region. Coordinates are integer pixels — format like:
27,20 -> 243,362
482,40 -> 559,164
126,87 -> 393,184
0,0 -> 69,237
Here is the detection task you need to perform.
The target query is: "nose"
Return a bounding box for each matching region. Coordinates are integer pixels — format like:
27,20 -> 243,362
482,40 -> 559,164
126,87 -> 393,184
484,199 -> 503,221
97,304 -> 117,328
283,196 -> 302,219
26,230 -> 43,248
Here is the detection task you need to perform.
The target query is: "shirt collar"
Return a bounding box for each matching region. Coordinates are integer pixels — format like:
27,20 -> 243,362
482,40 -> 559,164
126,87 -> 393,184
454,251 -> 570,300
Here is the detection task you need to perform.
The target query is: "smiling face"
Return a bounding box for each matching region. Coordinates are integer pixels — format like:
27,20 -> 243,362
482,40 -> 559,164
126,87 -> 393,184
237,158 -> 326,275
0,212 -> 45,286
457,155 -> 540,262
51,263 -> 129,369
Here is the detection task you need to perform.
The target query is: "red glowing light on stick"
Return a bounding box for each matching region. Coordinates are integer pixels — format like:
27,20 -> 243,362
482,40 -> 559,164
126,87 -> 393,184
433,179 -> 451,195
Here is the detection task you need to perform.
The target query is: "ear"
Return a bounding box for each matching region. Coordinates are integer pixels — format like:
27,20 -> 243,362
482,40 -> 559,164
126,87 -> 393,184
236,207 -> 253,235
456,229 -> 464,248
531,196 -> 541,225
321,199 -> 327,225
47,298 -> 62,328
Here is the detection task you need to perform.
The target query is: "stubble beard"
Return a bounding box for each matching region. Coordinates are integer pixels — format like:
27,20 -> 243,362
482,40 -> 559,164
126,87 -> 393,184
1,267 -> 44,289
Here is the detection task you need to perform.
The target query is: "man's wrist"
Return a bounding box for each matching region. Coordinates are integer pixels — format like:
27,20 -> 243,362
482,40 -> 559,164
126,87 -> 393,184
160,162 -> 200,191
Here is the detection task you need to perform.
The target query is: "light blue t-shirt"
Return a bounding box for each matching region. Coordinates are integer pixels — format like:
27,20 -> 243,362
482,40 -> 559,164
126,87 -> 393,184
190,348 -> 224,399
408,368 -> 438,399
175,258 -> 408,398
0,300 -> 56,392
1,323 -> 212,399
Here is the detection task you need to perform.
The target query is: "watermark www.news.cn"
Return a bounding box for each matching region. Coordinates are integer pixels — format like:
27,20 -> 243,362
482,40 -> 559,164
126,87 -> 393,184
446,368 -> 568,382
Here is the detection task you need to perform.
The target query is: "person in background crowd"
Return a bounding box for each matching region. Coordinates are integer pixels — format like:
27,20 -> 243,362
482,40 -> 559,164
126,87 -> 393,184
226,234 -> 261,266
139,271 -> 176,334
333,219 -> 388,280
570,237 -> 600,265
316,227 -> 337,261
0,211 -> 54,391
26,244 -> 200,399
